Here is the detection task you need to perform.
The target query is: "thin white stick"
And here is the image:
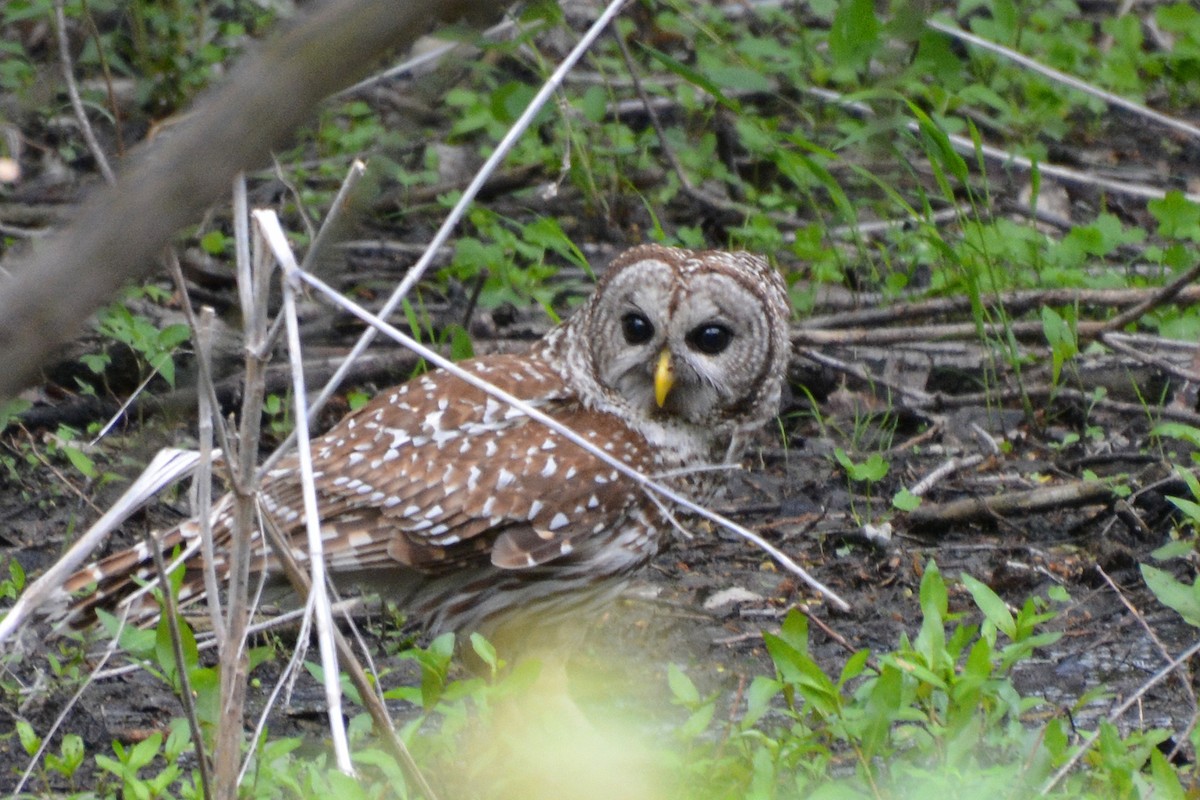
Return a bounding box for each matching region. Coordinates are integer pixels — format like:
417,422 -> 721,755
261,0 -> 633,475
88,369 -> 158,446
238,593 -> 317,786
283,261 -> 852,613
254,209 -> 353,773
298,160 -> 366,275
194,307 -> 225,639
927,18 -> 1200,142
941,127 -> 1200,204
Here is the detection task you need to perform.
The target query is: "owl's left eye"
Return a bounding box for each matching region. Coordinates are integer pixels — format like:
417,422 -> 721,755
621,312 -> 655,345
687,323 -> 733,355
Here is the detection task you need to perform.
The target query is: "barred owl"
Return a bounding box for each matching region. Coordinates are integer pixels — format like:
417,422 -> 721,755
63,244 -> 792,639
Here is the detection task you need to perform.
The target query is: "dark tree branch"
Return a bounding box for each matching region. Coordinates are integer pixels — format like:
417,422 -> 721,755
0,0 -> 494,400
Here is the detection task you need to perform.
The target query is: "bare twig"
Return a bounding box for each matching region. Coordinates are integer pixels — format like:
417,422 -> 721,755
1097,332 -> 1200,384
938,386 -> 1200,428
795,318 -> 1110,347
909,454 -> 985,498
51,0 -> 116,185
1095,565 -> 1195,706
807,85 -> 1200,203
254,209 -> 353,773
906,479 -> 1115,531
193,307 -> 226,641
796,347 -> 936,408
801,285 -> 1200,331
213,175 -> 270,799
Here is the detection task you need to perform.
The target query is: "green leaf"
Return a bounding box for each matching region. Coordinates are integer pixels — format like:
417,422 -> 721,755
15,720 -> 40,756
199,230 -> 228,255
1154,422 -> 1200,448
892,488 -> 922,511
0,397 -> 31,430
763,633 -> 839,716
861,664 -> 901,758
1148,191 -> 1200,241
1151,539 -> 1196,560
1041,306 -> 1077,385
1167,495 -> 1200,524
8,558 -> 25,591
962,573 -> 1016,639
920,560 -> 948,618
667,664 -> 701,706
127,732 -> 163,770
639,43 -> 741,112
447,324 -> 474,362
828,0 -> 881,74
469,632 -> 498,674
1142,563 -> 1200,627
678,702 -> 716,740
834,448 -> 888,483
702,65 -> 775,94
47,733 -> 84,778
742,676 -> 782,728
62,445 -> 98,479
157,323 -> 191,350
778,607 -> 809,654
1148,747 -> 1187,800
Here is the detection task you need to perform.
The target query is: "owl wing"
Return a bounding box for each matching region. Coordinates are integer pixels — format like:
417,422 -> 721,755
259,353 -> 656,575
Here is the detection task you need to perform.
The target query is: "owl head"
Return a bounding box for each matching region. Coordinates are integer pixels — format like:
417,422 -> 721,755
557,244 -> 791,446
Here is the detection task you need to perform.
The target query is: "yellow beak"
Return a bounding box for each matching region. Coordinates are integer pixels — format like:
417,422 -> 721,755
654,349 -> 675,408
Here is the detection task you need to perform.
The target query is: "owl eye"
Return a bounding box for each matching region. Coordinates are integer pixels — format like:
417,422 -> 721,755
621,312 -> 655,345
687,323 -> 733,355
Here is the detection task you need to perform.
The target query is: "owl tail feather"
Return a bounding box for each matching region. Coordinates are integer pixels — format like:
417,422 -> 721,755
0,448 -> 218,647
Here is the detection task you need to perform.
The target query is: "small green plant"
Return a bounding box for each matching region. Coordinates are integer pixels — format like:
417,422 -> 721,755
94,725 -> 193,800
834,446 -> 890,523
89,293 -> 192,391
263,392 -> 293,440
658,562 -> 1181,798
1041,305 -> 1079,389
442,210 -> 590,312
0,557 -> 26,603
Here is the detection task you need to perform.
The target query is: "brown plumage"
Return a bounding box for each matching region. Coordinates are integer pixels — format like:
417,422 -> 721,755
61,244 -> 792,638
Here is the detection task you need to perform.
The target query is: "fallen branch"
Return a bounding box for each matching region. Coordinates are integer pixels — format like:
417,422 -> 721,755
906,479 -> 1115,531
